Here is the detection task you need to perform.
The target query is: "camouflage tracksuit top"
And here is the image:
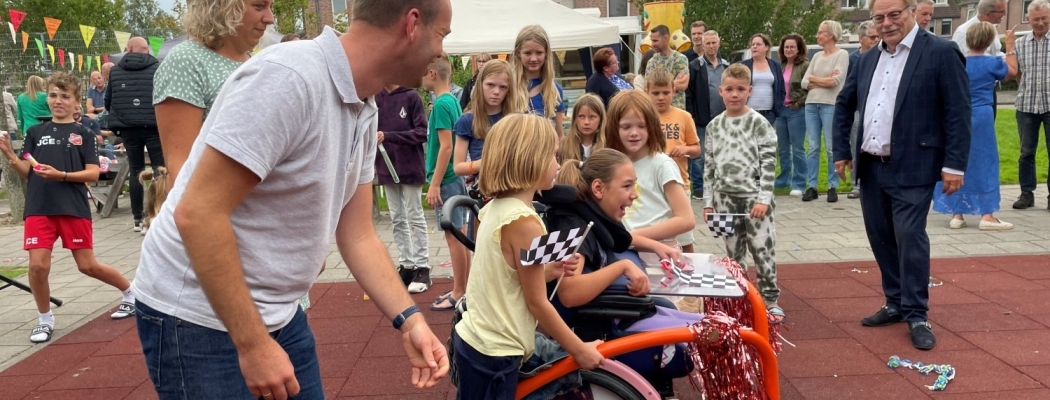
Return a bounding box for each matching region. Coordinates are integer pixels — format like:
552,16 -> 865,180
701,108 -> 778,209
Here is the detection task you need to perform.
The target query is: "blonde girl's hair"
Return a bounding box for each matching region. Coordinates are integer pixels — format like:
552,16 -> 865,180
183,0 -> 247,50
139,167 -> 170,229
555,148 -> 633,202
478,113 -> 558,198
25,75 -> 46,102
512,25 -> 562,119
603,90 -> 665,157
467,59 -> 523,140
558,93 -> 606,162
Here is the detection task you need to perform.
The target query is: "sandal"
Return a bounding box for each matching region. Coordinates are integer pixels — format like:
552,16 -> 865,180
847,192 -> 860,199
767,306 -> 786,325
29,324 -> 53,343
431,293 -> 459,311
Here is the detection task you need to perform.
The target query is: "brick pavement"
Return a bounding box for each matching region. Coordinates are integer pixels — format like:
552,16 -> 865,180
0,184 -> 1047,372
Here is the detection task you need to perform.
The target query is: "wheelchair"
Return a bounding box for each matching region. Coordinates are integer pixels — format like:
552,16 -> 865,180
439,195 -> 780,400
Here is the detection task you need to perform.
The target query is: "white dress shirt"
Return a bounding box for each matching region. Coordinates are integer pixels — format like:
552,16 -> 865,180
952,17 -> 1002,57
862,25 -> 964,176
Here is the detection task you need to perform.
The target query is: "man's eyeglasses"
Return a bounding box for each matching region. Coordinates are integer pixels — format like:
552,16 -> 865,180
871,7 -> 909,24
865,35 -> 880,41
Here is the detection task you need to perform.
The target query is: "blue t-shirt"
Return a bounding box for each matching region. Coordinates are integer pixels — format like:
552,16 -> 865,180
966,55 -> 1008,109
528,78 -> 567,117
453,112 -> 503,161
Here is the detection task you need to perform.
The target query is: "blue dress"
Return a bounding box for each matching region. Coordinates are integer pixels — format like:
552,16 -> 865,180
933,56 -> 1007,215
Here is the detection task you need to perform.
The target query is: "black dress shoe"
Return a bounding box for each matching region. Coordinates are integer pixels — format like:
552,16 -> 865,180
827,188 -> 838,203
909,321 -> 937,350
1013,192 -> 1034,209
801,188 -> 818,202
861,306 -> 904,327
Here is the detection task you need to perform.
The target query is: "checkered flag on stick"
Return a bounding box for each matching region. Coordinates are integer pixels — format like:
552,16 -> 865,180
520,222 -> 593,266
706,213 -> 745,238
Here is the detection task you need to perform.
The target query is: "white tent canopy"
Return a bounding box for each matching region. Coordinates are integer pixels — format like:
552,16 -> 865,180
444,0 -> 621,55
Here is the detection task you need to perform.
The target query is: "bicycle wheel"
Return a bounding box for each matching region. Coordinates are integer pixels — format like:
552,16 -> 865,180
581,369 -> 645,400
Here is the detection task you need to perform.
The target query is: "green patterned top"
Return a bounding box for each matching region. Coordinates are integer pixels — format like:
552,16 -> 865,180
152,40 -> 242,116
645,50 -> 690,109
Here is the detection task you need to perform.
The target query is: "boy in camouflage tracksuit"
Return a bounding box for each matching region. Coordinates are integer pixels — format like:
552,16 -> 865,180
701,64 -> 782,319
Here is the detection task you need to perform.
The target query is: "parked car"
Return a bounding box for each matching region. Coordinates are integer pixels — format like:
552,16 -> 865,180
728,43 -> 861,64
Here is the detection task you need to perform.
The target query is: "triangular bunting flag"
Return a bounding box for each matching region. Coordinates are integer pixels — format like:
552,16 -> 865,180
95,56 -> 101,71
21,31 -> 28,52
47,44 -> 55,64
69,52 -> 75,70
58,49 -> 65,68
7,22 -> 14,44
86,55 -> 93,71
80,25 -> 96,48
43,17 -> 61,40
34,38 -> 43,59
78,54 -> 83,72
148,36 -> 163,56
8,10 -> 26,32
113,31 -> 131,53
102,54 -> 109,64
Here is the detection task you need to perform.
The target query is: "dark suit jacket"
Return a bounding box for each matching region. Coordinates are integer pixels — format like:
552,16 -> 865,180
740,58 -> 787,119
833,28 -> 971,187
685,58 -> 714,130
585,73 -> 620,108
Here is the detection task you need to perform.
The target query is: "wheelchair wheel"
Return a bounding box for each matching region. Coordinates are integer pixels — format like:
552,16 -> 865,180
581,369 -> 645,400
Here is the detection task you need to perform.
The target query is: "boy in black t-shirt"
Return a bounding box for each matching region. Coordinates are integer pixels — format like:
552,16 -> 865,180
0,72 -> 135,344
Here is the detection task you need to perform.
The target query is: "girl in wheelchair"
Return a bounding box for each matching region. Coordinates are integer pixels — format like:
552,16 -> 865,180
451,113 -> 603,400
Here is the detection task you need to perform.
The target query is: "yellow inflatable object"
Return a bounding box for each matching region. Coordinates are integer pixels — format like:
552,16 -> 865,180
639,1 -> 692,53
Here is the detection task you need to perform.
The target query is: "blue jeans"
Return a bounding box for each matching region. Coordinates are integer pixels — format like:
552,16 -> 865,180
1016,111 -> 1050,194
135,300 -> 324,399
689,127 -> 706,195
805,103 -> 839,189
453,330 -> 579,400
774,107 -> 807,191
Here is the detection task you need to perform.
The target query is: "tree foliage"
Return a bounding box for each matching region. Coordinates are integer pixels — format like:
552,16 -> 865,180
0,0 -> 127,33
124,0 -> 182,39
273,0 -> 316,34
683,0 -> 841,58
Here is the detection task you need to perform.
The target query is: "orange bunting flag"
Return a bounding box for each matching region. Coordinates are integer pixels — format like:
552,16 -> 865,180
80,25 -> 96,48
22,31 -> 28,52
43,17 -> 61,40
8,10 -> 26,32
78,54 -> 83,72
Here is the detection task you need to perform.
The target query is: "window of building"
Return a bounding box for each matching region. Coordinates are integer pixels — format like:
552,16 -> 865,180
608,0 -> 629,17
1023,0 -> 1033,23
940,18 -> 952,36
967,5 -> 977,19
935,0 -> 949,5
840,0 -> 863,9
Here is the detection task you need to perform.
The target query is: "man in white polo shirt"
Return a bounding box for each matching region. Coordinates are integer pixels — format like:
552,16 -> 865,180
131,1 -> 453,399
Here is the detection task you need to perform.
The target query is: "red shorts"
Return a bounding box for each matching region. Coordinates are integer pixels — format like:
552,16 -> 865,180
24,216 -> 94,250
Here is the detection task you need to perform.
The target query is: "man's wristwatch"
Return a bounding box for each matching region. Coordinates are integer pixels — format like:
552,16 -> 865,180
392,305 -> 420,330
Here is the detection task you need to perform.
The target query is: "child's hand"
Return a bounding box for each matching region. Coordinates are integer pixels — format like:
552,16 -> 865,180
702,207 -> 713,223
571,340 -> 605,370
621,261 -> 650,296
34,164 -> 61,180
377,131 -> 385,144
544,254 -> 580,282
426,185 -> 442,208
0,133 -> 11,154
750,203 -> 769,219
560,253 -> 581,277
653,242 -> 682,263
668,146 -> 689,159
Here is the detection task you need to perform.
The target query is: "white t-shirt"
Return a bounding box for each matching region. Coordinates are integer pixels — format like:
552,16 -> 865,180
623,153 -> 684,232
952,17 -> 1002,57
133,27 -> 378,331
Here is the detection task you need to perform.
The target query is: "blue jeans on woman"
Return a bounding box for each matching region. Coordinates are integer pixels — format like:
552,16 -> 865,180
774,106 -> 807,191
136,300 -> 324,399
805,103 -> 839,189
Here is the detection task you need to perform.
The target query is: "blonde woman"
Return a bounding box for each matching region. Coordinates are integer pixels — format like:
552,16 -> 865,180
16,76 -> 49,136
801,20 -> 849,203
512,25 -> 566,136
153,0 -> 275,184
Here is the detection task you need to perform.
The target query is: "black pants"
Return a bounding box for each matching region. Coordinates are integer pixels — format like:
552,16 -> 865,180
119,127 -> 165,221
858,154 -> 934,322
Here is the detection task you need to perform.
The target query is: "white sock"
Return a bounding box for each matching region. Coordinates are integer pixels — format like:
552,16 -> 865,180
39,311 -> 54,328
122,288 -> 134,303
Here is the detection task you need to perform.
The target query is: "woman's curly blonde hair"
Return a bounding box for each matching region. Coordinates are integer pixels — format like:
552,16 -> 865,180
183,0 -> 247,50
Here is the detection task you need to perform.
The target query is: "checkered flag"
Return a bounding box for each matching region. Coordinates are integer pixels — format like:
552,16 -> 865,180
520,222 -> 593,266
706,213 -> 736,238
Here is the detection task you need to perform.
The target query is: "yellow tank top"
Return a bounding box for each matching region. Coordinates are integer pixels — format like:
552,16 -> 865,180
455,197 -> 545,358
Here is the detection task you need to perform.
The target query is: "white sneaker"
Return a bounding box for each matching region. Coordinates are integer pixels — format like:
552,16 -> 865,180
407,268 -> 432,294
789,189 -> 803,197
949,218 -> 966,229
110,302 -> 136,319
133,220 -> 143,232
979,219 -> 1013,231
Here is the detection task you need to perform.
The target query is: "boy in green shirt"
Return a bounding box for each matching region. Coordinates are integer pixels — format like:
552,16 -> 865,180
420,57 -> 470,309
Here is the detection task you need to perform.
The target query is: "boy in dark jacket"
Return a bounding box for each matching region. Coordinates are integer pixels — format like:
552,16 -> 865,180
375,85 -> 431,287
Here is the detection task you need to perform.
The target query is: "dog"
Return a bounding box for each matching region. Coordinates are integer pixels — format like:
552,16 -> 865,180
138,167 -> 169,232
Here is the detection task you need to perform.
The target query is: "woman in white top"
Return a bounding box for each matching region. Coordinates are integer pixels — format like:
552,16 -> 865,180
739,33 -> 786,127
800,20 -> 849,203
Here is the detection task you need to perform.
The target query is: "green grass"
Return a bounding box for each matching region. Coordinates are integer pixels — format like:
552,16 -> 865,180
774,108 -> 1049,194
0,266 -> 28,279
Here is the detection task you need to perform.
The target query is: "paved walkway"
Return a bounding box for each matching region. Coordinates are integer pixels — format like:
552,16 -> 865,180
0,184 -> 1047,379
3,254 -> 1050,399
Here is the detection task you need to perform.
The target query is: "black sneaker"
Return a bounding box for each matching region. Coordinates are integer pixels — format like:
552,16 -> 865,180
801,188 -> 818,202
133,220 -> 143,233
408,267 -> 431,294
1013,192 -> 1034,209
827,188 -> 838,203
691,190 -> 703,201
396,265 -> 415,288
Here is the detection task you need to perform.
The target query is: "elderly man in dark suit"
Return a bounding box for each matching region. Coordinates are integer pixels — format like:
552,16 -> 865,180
833,0 -> 971,351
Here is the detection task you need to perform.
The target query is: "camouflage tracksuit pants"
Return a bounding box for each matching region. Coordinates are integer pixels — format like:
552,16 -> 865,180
712,191 -> 780,304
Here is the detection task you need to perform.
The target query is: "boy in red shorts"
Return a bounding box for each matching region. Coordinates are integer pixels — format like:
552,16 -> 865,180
0,72 -> 135,344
